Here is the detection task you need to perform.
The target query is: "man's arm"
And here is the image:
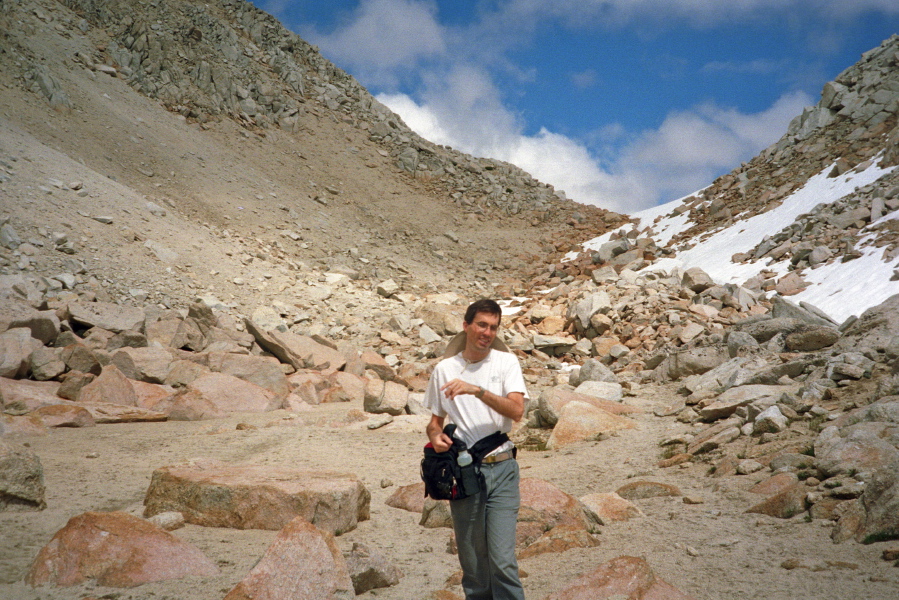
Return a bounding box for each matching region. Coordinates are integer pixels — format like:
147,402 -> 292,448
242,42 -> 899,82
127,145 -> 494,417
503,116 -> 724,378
440,379 -> 525,422
427,414 -> 453,452
480,390 -> 525,422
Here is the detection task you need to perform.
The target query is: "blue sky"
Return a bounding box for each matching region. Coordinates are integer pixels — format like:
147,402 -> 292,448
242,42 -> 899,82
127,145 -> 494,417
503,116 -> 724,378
253,0 -> 899,214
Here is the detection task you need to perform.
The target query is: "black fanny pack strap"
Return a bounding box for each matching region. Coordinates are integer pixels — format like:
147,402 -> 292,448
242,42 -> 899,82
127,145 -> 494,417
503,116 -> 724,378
468,431 -> 510,464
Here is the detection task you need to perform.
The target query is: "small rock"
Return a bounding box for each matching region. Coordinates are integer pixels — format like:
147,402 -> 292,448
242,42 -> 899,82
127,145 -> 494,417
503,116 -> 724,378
737,459 -> 764,475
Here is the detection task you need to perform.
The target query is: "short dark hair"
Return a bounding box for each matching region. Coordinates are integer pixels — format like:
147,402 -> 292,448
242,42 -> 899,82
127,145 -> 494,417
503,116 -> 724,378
464,298 -> 502,325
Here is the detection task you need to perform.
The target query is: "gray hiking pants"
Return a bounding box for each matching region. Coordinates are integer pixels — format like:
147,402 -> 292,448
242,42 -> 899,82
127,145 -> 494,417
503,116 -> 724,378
450,458 -> 524,600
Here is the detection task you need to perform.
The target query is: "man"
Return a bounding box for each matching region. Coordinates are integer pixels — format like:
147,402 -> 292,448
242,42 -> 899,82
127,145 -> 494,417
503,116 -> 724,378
424,298 -> 528,600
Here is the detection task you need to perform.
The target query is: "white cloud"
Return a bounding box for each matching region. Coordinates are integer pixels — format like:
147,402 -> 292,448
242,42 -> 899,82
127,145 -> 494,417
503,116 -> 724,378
265,0 -> 882,214
612,91 -> 813,208
701,59 -> 786,75
415,63 -> 524,153
378,89 -> 813,214
300,0 -> 446,84
570,69 -> 599,89
376,92 -> 454,144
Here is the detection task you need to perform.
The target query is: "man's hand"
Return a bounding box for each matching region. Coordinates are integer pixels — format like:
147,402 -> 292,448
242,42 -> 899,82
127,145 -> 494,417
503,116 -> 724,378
427,414 -> 453,452
440,379 -> 524,422
441,378 -> 480,400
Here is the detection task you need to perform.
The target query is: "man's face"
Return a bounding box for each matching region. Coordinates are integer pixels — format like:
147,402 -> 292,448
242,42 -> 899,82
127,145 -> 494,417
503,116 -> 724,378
463,311 -> 500,352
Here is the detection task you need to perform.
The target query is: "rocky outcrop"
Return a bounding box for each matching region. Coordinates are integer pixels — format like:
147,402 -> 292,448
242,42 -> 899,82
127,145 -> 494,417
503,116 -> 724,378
579,492 -> 644,524
545,401 -> 637,450
516,478 -> 600,554
26,511 -> 218,587
143,461 -> 371,534
0,438 -> 45,510
542,555 -> 697,600
343,542 -> 403,595
224,517 -> 354,600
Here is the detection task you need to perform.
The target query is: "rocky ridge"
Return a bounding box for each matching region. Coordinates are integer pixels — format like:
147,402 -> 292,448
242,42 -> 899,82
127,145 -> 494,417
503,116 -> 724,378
12,0 -> 621,227
635,35 -> 899,283
0,0 -> 620,331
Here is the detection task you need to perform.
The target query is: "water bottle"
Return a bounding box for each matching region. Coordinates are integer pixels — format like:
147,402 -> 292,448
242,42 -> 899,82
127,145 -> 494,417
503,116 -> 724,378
457,449 -> 472,466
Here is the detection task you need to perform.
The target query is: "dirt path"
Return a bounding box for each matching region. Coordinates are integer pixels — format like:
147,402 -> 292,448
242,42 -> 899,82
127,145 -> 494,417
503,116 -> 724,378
2,386 -> 897,600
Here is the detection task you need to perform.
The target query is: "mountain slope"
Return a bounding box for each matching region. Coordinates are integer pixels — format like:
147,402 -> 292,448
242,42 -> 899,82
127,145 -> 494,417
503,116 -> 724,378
0,0 -> 623,317
570,34 -> 899,324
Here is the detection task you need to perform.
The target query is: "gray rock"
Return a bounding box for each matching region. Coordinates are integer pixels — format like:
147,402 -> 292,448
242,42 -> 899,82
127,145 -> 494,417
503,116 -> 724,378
814,423 -> 899,478
654,346 -> 730,381
532,334 -> 576,354
769,453 -> 814,472
798,301 -> 839,326
0,328 -> 43,378
68,302 -> 146,334
344,542 -> 402,594
682,267 -> 714,292
860,457 -> 899,544
754,405 -> 788,434
250,306 -> 289,332
0,301 -> 60,345
609,344 -> 629,359
414,303 -> 465,336
785,326 -> 840,351
727,331 -> 759,357
592,239 -> 629,263
146,201 -> 167,217
147,511 -> 185,531
828,206 -> 870,229
737,317 -> 809,343
836,293 -> 899,354
0,439 -> 46,510
245,322 -> 345,371
573,381 -> 623,402
572,337 -> 593,357
144,240 -> 178,263
52,273 -> 77,290
771,296 -> 837,328
807,246 -> 833,267
843,398 -> 899,426
363,379 -> 408,416
871,197 -> 885,222
737,459 -> 764,475
28,347 -> 65,381
780,390 -> 816,414
826,352 -> 874,381
376,279 -> 399,298
698,384 -> 783,422
569,291 -> 611,329
687,423 -> 741,454
397,147 -> 419,172
0,224 -> 21,250
27,65 -> 72,110
591,266 -> 618,283
746,396 -> 778,421
111,347 -> 174,384
417,324 -> 441,344
387,314 -> 411,333
574,359 -> 618,385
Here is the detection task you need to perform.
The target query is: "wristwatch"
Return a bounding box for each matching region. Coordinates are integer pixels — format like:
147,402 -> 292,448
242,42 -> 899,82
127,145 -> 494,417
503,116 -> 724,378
474,386 -> 486,399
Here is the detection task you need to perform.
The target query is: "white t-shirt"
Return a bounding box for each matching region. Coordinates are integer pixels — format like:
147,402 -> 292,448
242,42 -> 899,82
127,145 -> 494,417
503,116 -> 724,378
423,349 -> 529,451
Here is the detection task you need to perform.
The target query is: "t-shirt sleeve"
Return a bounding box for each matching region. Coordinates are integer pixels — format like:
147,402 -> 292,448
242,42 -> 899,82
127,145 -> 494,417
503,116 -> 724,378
423,363 -> 447,417
501,354 -> 529,400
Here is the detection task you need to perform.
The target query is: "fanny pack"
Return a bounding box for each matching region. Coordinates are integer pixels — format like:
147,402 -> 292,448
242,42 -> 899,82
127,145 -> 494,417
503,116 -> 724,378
420,424 -> 511,501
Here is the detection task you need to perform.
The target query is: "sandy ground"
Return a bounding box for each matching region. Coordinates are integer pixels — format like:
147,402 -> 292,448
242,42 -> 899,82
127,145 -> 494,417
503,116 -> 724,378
2,386 -> 898,600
